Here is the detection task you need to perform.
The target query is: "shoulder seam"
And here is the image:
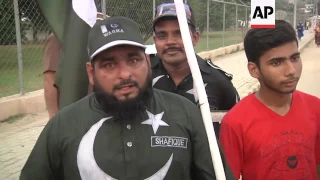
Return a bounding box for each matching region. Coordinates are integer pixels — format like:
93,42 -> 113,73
206,60 -> 233,79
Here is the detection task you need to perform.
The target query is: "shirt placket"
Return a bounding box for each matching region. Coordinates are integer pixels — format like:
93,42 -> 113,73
121,119 -> 138,178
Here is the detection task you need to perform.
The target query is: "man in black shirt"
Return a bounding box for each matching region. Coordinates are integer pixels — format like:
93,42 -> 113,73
151,3 -> 239,137
20,16 -> 235,180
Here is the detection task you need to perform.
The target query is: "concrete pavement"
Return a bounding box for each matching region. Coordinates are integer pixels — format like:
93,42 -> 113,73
0,112 -> 48,180
297,42 -> 320,97
0,33 -> 317,180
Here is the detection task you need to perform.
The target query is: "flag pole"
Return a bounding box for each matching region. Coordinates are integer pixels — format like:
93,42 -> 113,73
173,0 -> 226,180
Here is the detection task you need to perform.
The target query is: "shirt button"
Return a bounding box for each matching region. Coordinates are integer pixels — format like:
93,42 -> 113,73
126,125 -> 131,129
127,142 -> 132,147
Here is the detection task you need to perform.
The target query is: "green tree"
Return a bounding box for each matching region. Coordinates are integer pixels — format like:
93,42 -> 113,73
18,0 -> 49,42
0,0 -> 16,45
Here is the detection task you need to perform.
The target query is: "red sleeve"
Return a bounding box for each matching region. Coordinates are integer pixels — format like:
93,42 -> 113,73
316,104 -> 320,164
312,97 -> 320,164
219,116 -> 243,179
316,131 -> 320,164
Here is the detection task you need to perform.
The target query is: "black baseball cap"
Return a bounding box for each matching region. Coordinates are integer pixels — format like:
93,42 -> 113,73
152,3 -> 196,29
88,16 -> 146,60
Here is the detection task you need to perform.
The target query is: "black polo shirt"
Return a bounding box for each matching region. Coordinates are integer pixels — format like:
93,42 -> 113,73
20,90 -> 235,180
151,55 -> 239,136
151,55 -> 239,110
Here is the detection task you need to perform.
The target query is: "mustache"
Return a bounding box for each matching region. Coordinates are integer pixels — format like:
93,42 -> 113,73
281,77 -> 299,84
162,47 -> 183,54
113,79 -> 139,90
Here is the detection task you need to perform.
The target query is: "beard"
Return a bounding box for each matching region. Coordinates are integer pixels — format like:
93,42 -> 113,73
93,72 -> 153,120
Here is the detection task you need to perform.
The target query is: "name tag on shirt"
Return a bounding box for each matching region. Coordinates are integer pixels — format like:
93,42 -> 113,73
151,136 -> 188,148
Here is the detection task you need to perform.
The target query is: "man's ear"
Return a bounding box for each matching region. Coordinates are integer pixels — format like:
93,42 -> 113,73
191,31 -> 200,47
86,62 -> 95,86
145,54 -> 151,68
247,62 -> 260,79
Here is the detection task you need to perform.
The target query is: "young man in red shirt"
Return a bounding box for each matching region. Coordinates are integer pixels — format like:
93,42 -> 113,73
219,20 -> 320,180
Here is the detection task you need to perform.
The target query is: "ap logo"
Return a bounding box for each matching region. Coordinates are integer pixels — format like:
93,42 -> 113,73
250,0 -> 275,28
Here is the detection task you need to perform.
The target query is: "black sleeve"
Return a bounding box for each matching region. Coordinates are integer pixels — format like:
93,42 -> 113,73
20,114 -> 63,180
188,104 -> 235,180
219,81 -> 239,110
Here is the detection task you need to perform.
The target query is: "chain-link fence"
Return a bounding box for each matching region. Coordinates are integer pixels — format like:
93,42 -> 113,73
191,0 -> 251,52
276,9 -> 313,27
0,0 -> 308,98
0,0 -> 49,98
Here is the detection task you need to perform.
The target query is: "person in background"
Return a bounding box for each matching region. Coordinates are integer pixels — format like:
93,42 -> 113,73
150,3 -> 239,138
305,20 -> 309,30
296,21 -> 304,41
314,23 -> 320,46
43,12 -> 106,119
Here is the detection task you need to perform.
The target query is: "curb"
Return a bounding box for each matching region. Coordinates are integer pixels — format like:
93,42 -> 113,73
299,35 -> 315,53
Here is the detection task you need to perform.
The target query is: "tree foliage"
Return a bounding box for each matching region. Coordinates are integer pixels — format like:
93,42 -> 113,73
18,0 -> 49,41
0,0 -> 16,45
7,0 -> 305,45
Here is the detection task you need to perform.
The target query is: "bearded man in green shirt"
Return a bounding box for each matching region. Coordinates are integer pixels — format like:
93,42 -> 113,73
20,16 -> 234,180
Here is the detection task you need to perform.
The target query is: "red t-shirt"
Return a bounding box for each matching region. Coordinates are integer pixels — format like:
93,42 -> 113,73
219,90 -> 320,180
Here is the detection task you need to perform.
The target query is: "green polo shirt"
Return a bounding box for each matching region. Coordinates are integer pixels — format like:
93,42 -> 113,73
20,89 -> 234,180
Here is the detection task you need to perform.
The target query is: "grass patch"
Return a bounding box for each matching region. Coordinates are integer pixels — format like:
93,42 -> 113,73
0,30 -> 246,98
1,114 -> 26,124
195,30 -> 244,52
0,45 -> 44,97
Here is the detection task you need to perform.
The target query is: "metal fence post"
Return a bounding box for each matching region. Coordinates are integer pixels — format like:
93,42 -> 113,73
13,0 -> 24,95
223,3 -> 226,47
101,0 -> 106,18
293,0 -> 297,28
153,0 -> 156,19
206,0 -> 209,50
245,7 -> 248,32
235,5 -> 238,43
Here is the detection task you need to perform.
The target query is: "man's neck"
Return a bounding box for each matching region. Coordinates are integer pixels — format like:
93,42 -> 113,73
162,60 -> 191,85
255,86 -> 294,115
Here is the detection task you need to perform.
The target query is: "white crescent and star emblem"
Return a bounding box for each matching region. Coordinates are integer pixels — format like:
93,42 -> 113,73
77,116 -> 173,180
186,83 -> 208,102
141,111 -> 169,134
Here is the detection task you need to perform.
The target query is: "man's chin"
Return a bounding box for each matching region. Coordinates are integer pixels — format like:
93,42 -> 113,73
280,88 -> 297,94
162,56 -> 186,65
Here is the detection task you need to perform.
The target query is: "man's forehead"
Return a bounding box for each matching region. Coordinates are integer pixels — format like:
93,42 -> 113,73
154,20 -> 180,32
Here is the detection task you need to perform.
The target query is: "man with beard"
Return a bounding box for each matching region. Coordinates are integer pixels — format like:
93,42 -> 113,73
219,20 -> 320,180
150,3 -> 239,138
20,17 -> 235,180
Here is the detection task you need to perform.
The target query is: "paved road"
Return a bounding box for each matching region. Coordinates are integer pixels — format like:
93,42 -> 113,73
0,40 -> 318,180
297,43 -> 320,97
